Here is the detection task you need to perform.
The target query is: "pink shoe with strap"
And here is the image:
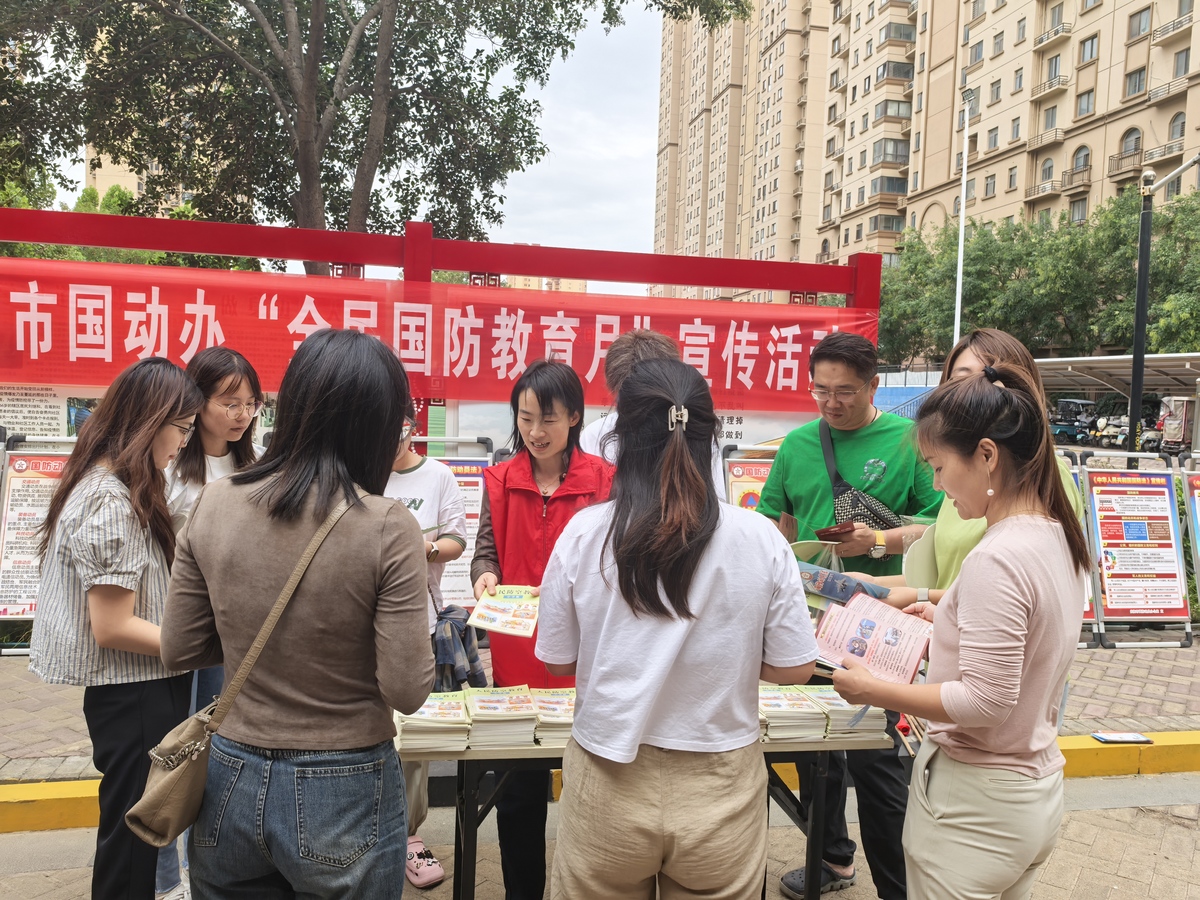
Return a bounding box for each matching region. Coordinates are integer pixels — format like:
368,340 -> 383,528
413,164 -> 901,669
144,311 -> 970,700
406,836 -> 446,889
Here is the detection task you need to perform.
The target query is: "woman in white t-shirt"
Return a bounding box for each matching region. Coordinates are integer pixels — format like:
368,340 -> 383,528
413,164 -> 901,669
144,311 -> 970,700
536,358 -> 819,900
383,400 -> 467,889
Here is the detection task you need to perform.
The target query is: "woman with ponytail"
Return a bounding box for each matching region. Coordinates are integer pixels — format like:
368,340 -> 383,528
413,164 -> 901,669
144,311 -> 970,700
537,358 -> 819,899
831,363 -> 1090,900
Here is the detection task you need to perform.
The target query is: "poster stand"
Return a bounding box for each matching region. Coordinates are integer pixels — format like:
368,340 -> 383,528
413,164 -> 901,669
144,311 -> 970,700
1078,449 -> 1193,650
720,443 -> 782,513
1056,448 -> 1103,650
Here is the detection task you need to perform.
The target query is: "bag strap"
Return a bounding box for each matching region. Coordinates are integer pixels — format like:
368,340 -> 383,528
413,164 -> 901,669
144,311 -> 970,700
819,419 -> 844,488
206,494 -> 357,733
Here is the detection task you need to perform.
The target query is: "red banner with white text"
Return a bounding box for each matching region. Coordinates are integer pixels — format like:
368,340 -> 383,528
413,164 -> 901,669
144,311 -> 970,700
0,258 -> 877,413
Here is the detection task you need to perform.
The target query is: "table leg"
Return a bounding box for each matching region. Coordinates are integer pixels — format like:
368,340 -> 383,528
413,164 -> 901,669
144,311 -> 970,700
452,759 -> 481,900
804,750 -> 829,900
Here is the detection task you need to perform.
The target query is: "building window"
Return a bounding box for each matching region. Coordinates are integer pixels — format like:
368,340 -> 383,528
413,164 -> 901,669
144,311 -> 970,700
1129,8 -> 1151,39
1084,0 -> 1100,9
1166,175 -> 1183,199
854,51 -> 860,67
1040,158 -> 1054,181
829,104 -> 839,123
1050,2 -> 1064,26
868,1 -> 875,17
1077,89 -> 1095,116
866,39 -> 873,56
1047,54 -> 1061,79
966,178 -> 976,200
1080,35 -> 1098,63
1014,68 -> 1024,90
1039,209 -> 1052,225
862,113 -> 870,130
856,224 -> 863,240
1017,17 -> 1027,41
861,150 -> 868,166
1070,197 -> 1088,223
953,196 -> 962,215
1011,117 -> 1021,140
921,12 -> 928,31
1073,145 -> 1091,169
985,174 -> 996,196
970,41 -> 984,64
1175,48 -> 1190,78
1125,67 -> 1146,97
1183,0 -> 1194,14
1171,113 -> 1187,140
990,80 -> 1002,103
1122,128 -> 1142,153
987,127 -> 999,149
912,171 -> 920,190
916,92 -> 923,111
852,86 -> 858,102
875,99 -> 913,120
993,33 -> 1004,55
914,131 -> 921,150
856,13 -> 862,29
865,75 -> 872,93
919,52 -> 926,71
858,186 -> 866,203
1044,106 -> 1058,129
1008,166 -> 1018,189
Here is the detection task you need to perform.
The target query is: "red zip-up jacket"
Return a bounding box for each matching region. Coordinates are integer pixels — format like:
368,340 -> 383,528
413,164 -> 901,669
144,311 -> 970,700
470,449 -> 614,688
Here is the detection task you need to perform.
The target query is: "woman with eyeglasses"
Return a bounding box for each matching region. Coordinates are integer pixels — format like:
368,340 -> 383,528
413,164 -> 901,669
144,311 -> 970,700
29,357 -> 203,900
384,399 -> 468,889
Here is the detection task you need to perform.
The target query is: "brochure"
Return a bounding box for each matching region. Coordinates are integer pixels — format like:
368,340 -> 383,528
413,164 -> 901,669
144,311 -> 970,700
467,585 -> 539,637
465,684 -> 538,749
815,592 -> 932,685
531,688 -> 575,748
797,561 -> 891,604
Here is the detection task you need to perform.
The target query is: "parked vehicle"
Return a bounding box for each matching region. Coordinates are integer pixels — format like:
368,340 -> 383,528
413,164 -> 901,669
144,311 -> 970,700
1051,422 -> 1092,445
1140,426 -> 1162,453
1052,398 -> 1097,426
1159,396 -> 1195,455
1096,416 -> 1128,449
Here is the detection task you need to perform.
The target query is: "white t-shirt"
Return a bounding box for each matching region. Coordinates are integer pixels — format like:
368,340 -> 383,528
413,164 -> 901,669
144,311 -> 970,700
384,457 -> 468,633
579,412 -> 728,502
164,445 -> 264,535
536,502 -> 819,763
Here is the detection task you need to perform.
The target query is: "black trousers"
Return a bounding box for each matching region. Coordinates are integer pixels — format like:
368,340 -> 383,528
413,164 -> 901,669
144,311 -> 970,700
83,675 -> 191,900
787,708 -> 909,900
495,767 -> 550,900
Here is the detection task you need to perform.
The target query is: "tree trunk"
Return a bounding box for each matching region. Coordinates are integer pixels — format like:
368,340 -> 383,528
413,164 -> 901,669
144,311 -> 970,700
347,0 -> 398,234
295,0 -> 330,274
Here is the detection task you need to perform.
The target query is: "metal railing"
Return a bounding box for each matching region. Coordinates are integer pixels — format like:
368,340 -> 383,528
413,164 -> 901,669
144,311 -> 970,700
1153,13 -> 1192,41
1028,128 -> 1065,149
1031,75 -> 1071,98
1025,180 -> 1062,198
1034,22 -> 1073,47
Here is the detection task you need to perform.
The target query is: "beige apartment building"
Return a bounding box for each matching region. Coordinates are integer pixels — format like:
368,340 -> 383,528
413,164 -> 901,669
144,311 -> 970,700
656,0 -> 1198,288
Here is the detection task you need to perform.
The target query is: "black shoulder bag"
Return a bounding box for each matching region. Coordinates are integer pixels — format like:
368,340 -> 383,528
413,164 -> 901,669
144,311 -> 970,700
819,419 -> 903,560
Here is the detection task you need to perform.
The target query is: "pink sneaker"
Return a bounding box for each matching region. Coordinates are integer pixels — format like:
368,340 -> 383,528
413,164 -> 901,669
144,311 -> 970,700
406,836 -> 445,888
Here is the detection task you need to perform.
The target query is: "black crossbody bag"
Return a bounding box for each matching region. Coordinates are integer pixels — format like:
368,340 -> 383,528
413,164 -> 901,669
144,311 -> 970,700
819,419 -> 903,560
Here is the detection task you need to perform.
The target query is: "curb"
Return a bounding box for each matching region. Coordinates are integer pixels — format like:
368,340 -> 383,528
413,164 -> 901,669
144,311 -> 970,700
5,733 -> 1200,834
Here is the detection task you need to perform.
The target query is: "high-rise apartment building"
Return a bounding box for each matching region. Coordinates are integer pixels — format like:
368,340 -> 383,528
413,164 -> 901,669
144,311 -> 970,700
656,0 -> 1197,286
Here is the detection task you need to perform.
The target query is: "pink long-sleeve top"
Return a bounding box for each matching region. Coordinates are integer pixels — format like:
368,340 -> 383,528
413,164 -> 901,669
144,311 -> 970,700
927,515 -> 1087,778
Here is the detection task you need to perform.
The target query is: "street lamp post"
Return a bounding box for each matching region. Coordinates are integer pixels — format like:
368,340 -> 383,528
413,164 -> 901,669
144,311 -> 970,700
953,87 -> 976,347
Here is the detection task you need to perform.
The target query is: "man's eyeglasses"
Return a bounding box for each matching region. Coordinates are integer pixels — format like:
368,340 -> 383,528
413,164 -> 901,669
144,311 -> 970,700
809,383 -> 870,403
211,399 -> 263,420
171,423 -> 196,446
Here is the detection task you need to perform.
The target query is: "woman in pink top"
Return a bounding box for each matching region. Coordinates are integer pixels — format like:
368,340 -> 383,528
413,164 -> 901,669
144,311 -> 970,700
832,363 -> 1090,899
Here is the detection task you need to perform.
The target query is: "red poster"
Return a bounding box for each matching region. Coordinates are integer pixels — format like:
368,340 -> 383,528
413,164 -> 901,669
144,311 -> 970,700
0,258 -> 877,413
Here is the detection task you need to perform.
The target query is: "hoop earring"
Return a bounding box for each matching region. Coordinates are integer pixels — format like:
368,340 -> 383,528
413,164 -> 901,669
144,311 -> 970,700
986,469 -> 995,497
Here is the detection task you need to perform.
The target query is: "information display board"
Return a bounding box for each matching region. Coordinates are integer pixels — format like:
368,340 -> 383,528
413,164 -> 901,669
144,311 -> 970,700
434,457 -> 488,609
0,452 -> 69,616
726,459 -> 774,512
1083,468 -> 1191,622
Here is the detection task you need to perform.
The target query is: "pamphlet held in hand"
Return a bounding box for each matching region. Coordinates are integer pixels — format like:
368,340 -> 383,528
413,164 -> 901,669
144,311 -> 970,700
815,592 -> 932,684
467,585 -> 539,637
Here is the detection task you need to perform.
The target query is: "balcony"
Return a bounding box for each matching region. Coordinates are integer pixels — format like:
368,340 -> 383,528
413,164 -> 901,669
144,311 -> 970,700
1145,139 -> 1185,163
903,79 -> 914,96
793,186 -> 804,198
792,207 -> 803,221
908,0 -> 919,17
1108,147 -> 1143,177
1148,77 -> 1188,104
802,0 -> 812,11
794,157 -> 805,171
834,4 -> 852,23
832,76 -> 848,92
904,41 -> 916,58
900,118 -> 912,135
1028,128 -> 1065,150
834,42 -> 851,58
1033,22 -> 1073,48
1061,165 -> 1092,192
1031,75 -> 1071,99
801,46 -> 810,59
830,110 -> 846,125
828,144 -> 846,159
873,151 -> 910,169
825,181 -> 842,193
796,92 -> 808,106
1152,13 -> 1192,43
1025,181 -> 1062,199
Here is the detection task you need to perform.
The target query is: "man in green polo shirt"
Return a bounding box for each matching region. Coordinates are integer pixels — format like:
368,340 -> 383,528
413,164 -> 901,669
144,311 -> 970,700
760,332 -> 941,900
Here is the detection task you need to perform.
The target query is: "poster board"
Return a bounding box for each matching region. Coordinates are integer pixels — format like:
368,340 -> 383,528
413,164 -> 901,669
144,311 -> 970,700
1083,468 -> 1191,622
433,457 -> 488,609
726,459 -> 774,513
0,452 -> 69,617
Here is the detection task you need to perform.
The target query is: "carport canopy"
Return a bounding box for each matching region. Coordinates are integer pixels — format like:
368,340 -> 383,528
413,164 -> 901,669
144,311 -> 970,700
1035,353 -> 1200,398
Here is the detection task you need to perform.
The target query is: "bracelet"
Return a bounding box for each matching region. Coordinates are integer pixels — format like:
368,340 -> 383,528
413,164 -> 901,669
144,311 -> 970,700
916,588 -> 930,603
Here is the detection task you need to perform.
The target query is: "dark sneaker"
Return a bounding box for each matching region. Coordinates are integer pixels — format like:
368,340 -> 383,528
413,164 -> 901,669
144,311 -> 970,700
779,862 -> 857,898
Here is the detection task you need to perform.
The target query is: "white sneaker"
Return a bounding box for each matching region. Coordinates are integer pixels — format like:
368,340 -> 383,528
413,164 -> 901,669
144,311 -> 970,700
155,879 -> 190,900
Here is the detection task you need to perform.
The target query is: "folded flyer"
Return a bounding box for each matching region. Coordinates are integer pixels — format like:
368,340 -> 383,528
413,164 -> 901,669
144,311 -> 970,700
815,592 -> 932,685
797,561 -> 891,604
467,585 -> 539,637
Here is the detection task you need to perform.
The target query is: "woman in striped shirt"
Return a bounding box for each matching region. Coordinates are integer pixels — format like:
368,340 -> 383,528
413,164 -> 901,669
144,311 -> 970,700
30,357 -> 203,900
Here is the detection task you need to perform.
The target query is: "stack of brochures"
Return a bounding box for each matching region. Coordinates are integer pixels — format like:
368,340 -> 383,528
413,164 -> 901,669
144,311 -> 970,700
465,685 -> 538,748
531,688 -> 575,748
803,685 -> 888,736
394,692 -> 471,753
758,686 -> 828,741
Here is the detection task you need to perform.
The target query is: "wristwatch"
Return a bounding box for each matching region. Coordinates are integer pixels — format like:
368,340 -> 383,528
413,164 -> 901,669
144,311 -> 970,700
916,588 -> 930,603
867,530 -> 888,559
426,542 -> 440,562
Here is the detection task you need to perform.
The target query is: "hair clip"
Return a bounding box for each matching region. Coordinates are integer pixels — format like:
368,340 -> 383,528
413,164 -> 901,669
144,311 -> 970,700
668,405 -> 689,431
982,365 -> 1000,383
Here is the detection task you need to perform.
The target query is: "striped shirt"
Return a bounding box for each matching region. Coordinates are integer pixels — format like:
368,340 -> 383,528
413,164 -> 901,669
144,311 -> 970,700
29,466 -> 180,686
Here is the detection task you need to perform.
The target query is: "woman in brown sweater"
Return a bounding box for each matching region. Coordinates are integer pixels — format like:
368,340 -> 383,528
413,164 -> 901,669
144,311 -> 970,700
162,330 -> 434,900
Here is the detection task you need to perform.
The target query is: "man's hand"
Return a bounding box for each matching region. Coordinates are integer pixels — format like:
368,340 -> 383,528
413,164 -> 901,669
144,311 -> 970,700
831,657 -> 879,706
473,573 -> 498,601
834,523 -> 877,558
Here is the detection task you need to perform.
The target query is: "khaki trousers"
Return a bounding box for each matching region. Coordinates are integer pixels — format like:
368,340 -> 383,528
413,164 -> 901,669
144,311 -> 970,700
903,740 -> 1064,900
551,739 -> 767,900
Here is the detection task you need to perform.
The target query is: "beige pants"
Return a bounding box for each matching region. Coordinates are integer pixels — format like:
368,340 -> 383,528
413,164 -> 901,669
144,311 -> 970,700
551,739 -> 767,900
903,740 -> 1064,900
401,758 -> 429,836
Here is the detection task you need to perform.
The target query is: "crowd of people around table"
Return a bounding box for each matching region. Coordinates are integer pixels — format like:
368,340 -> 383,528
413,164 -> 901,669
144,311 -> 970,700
28,323 -> 1087,900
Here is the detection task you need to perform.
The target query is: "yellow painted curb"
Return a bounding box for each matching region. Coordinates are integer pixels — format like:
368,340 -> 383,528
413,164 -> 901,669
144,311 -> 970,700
0,780 -> 99,833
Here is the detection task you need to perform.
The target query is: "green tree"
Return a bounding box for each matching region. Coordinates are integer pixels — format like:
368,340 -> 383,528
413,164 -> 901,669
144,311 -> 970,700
6,0 -> 748,273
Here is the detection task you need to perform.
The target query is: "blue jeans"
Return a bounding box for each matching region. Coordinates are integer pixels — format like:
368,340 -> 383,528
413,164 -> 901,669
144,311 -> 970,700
156,839 -> 183,893
188,735 -> 406,900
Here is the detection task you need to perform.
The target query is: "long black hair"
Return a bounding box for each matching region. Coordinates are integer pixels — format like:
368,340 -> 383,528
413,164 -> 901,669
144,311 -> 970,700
605,358 -> 720,619
174,346 -> 264,485
232,330 -> 410,520
915,362 -> 1089,573
507,357 -> 585,459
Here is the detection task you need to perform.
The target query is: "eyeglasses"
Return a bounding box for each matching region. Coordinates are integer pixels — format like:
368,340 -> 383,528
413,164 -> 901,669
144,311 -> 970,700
171,422 -> 196,446
401,424 -> 414,440
809,383 -> 870,403
211,399 -> 263,420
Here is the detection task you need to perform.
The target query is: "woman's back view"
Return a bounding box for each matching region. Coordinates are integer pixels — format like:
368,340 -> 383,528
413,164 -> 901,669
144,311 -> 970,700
162,329 -> 433,899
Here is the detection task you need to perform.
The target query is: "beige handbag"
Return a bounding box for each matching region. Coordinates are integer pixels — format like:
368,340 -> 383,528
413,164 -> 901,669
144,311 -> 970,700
126,497 -> 353,847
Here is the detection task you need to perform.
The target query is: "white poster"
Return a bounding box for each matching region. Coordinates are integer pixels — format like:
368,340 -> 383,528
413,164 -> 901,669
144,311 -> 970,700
0,453 -> 69,616
0,384 -> 106,438
435,457 -> 488,609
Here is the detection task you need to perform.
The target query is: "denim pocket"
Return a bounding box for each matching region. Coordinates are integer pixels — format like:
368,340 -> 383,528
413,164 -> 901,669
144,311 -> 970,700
193,746 -> 243,848
296,759 -> 385,867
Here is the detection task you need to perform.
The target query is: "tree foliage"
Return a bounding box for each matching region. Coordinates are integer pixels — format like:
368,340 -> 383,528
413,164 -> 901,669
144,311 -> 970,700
878,186 -> 1200,365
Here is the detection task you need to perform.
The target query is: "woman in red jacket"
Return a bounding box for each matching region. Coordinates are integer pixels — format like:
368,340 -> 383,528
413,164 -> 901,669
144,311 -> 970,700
472,357 -> 614,900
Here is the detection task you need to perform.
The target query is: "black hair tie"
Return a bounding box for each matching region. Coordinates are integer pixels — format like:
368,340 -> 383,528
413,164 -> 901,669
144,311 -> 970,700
982,365 -> 1001,383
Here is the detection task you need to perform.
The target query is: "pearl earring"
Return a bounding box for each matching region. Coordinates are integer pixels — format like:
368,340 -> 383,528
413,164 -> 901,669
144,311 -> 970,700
986,470 -> 995,497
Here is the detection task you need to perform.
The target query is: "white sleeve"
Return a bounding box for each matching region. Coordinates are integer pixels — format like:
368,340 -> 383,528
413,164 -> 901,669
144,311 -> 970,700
762,529 -> 820,667
437,467 -> 469,545
535,532 -> 582,666
711,442 -> 728,502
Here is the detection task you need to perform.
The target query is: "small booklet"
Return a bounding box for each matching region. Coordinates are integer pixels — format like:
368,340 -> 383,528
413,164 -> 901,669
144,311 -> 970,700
1091,731 -> 1154,744
797,561 -> 891,604
467,585 -> 539,637
815,592 -> 932,685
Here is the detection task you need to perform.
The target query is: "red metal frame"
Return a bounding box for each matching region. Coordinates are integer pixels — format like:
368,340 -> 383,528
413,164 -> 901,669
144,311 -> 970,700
0,208 -> 880,310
